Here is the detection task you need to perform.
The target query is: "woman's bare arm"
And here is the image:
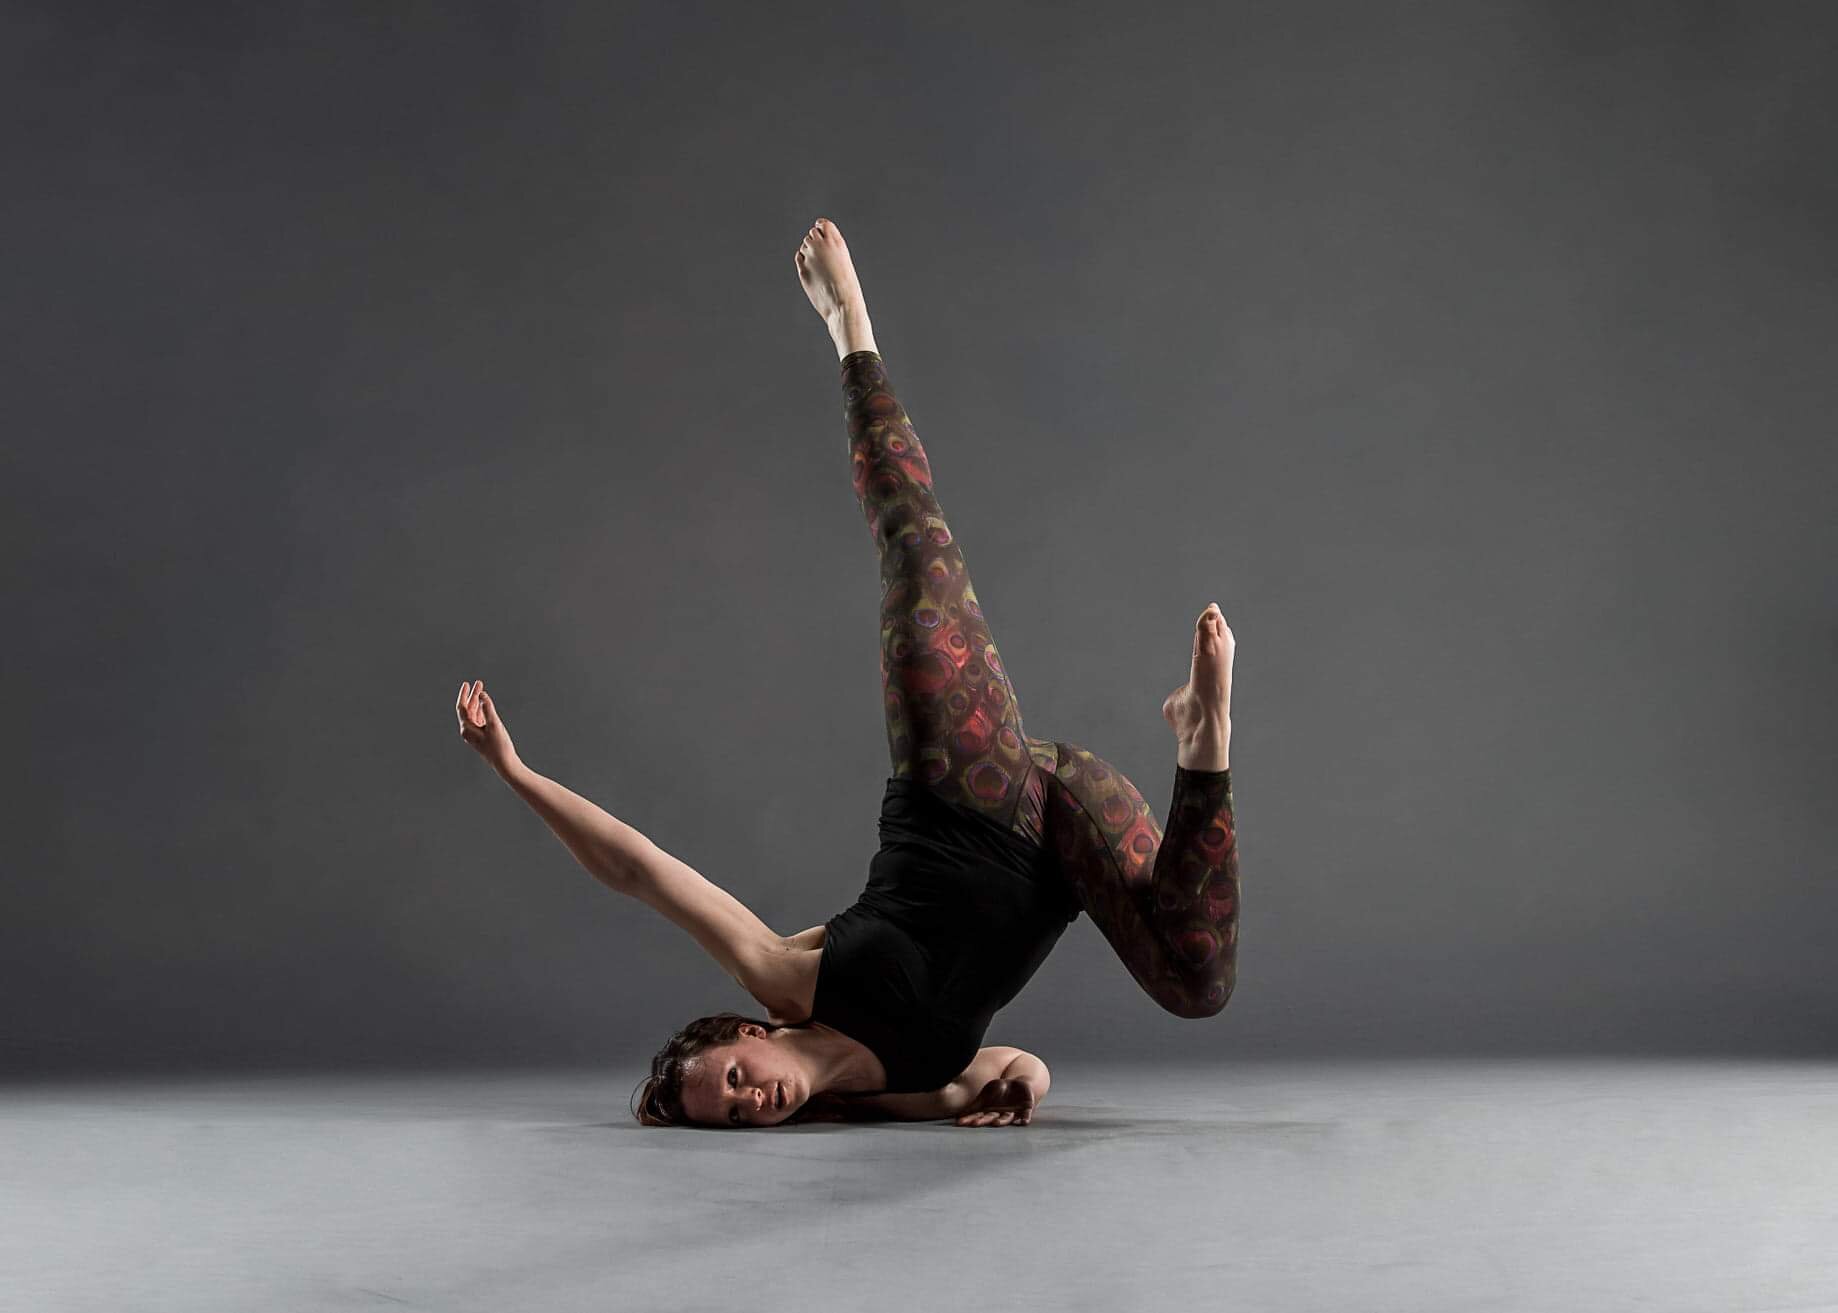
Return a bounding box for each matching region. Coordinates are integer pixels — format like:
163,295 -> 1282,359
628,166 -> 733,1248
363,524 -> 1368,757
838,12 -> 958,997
456,681 -> 794,1009
457,681 -> 646,890
839,1047 -> 1050,1125
854,1081 -> 975,1121
498,761 -> 793,1003
497,758 -> 657,893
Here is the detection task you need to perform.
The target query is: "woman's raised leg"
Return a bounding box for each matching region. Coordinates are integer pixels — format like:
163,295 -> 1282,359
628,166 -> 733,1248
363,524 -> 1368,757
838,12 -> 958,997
1037,605 -> 1240,1017
1041,748 -> 1238,1017
798,218 -> 1046,838
837,347 -> 1044,833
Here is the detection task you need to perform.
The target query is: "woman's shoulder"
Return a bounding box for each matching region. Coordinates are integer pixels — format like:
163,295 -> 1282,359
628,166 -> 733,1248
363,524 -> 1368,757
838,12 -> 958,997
760,925 -> 829,1025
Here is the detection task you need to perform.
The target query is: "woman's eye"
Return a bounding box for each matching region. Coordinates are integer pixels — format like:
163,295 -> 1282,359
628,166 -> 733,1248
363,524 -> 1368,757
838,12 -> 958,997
729,1067 -> 736,1087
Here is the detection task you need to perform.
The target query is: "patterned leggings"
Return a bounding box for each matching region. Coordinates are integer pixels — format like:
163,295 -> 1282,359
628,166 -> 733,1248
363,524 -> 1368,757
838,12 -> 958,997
840,349 -> 1239,1019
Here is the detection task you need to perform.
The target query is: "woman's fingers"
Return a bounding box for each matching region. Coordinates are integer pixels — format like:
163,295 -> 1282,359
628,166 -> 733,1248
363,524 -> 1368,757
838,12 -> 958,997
955,1110 -> 1023,1127
456,681 -> 488,735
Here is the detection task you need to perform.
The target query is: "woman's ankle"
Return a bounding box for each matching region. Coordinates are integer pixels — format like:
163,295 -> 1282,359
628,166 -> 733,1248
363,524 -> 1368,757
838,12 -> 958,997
829,306 -> 877,360
1175,717 -> 1230,772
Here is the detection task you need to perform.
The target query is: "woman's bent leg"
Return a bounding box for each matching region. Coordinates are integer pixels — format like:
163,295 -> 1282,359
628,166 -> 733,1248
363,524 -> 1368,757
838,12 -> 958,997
839,349 -> 1041,835
1041,741 -> 1239,1018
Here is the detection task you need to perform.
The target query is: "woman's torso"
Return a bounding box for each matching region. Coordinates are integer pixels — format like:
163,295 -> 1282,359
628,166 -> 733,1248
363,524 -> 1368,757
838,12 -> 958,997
781,777 -> 1080,1093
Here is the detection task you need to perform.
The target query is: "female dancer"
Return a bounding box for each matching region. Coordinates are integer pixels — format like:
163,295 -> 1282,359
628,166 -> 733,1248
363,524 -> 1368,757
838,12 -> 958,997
454,218 -> 1238,1129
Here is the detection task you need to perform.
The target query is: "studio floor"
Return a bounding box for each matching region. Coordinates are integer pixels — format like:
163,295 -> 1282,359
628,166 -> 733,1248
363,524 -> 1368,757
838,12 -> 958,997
4,1058 -> 1831,1312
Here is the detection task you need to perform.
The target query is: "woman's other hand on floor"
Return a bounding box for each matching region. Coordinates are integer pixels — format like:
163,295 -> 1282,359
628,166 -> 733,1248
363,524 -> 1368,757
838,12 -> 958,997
954,1077 -> 1038,1128
455,680 -> 519,775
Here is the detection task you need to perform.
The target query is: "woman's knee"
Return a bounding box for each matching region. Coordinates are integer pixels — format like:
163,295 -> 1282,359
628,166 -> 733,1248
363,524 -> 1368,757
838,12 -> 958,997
1160,974 -> 1234,1020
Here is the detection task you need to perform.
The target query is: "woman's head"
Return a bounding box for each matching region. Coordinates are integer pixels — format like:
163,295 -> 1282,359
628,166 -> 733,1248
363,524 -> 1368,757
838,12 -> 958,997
632,1011 -> 815,1128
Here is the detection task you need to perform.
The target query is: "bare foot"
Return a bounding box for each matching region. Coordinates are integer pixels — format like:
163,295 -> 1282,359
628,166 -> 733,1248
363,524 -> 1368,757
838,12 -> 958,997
794,217 -> 876,358
1162,603 -> 1234,770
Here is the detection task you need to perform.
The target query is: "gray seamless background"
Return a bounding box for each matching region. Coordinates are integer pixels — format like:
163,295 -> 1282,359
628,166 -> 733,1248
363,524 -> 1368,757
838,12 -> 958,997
5,2 -> 1833,1076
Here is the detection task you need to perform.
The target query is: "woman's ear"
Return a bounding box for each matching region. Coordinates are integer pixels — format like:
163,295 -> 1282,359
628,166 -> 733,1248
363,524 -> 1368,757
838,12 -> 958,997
739,1023 -> 768,1040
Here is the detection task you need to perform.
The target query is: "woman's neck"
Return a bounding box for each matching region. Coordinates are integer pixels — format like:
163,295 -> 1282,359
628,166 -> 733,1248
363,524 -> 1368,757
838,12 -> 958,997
788,1022 -> 886,1095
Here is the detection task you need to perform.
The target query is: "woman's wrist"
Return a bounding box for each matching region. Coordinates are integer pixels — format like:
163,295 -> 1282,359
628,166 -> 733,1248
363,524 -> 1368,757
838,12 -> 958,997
941,1079 -> 977,1117
494,753 -> 528,786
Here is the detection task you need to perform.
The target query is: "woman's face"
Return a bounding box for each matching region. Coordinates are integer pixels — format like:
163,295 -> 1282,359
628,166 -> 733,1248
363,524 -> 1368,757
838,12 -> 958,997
682,1024 -> 806,1128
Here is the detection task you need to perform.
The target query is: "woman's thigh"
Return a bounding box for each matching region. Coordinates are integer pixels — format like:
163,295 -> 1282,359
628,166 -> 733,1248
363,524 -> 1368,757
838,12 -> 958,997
840,350 -> 1038,834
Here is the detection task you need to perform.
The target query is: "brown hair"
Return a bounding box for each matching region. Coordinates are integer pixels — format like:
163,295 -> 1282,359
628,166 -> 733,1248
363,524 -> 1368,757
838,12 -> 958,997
629,1011 -> 877,1128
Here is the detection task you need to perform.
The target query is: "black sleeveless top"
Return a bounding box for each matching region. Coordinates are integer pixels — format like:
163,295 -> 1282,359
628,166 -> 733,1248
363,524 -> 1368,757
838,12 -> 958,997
808,777 -> 1082,1093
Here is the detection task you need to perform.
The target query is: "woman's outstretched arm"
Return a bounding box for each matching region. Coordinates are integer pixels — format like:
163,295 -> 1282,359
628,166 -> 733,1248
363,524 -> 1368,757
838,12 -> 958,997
456,680 -> 652,891
454,680 -> 795,1010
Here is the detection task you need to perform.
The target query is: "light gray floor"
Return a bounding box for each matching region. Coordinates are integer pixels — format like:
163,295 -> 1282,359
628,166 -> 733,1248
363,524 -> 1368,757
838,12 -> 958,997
4,1059 -> 1832,1313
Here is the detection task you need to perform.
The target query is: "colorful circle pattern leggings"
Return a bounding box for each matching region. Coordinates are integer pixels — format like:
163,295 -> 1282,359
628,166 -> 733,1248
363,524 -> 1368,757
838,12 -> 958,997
841,350 -> 1239,1018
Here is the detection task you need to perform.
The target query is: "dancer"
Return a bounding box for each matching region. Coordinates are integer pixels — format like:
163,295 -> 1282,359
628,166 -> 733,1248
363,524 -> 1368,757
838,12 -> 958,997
454,218 -> 1238,1129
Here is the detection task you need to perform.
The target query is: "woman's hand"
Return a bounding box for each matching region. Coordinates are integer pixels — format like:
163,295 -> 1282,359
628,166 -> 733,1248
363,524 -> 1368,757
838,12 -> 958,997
455,680 -> 519,775
954,1077 -> 1038,1128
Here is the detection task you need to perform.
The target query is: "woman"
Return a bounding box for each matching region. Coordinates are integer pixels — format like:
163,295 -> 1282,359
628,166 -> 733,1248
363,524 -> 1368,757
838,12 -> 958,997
454,218 -> 1238,1129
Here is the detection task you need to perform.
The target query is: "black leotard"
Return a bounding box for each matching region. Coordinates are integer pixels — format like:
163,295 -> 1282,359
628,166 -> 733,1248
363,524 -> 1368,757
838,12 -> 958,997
809,776 -> 1080,1093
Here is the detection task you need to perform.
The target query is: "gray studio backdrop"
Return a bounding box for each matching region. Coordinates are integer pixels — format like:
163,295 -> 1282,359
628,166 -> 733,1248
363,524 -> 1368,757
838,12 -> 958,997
6,2 -> 1833,1077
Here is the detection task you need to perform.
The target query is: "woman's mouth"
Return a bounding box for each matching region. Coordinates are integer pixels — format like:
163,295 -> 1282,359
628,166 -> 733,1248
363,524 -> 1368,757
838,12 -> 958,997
775,1081 -> 784,1109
